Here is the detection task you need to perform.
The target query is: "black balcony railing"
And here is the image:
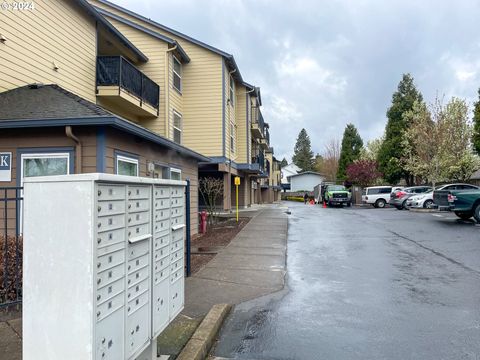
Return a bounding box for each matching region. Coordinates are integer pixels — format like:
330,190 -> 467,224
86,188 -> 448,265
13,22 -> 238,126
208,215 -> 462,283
252,152 -> 265,172
96,56 -> 160,110
265,127 -> 270,144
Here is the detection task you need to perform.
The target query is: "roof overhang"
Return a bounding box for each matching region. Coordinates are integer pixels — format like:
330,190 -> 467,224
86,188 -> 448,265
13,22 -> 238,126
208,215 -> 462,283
0,116 -> 209,162
76,0 -> 148,63
96,7 -> 190,63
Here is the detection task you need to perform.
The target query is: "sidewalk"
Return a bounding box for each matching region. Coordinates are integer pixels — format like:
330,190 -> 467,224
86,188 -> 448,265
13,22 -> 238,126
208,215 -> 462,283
183,204 -> 289,318
0,204 -> 288,359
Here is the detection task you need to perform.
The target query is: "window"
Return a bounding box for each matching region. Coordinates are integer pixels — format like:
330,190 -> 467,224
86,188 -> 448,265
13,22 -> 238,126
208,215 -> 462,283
229,75 -> 235,106
173,111 -> 182,144
230,123 -> 235,153
153,163 -> 170,179
116,154 -> 139,176
170,168 -> 181,181
173,56 -> 182,92
21,153 -> 70,179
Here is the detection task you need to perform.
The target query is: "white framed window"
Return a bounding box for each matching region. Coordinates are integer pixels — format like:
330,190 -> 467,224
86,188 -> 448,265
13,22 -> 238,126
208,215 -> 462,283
153,163 -> 170,179
170,168 -> 182,181
173,111 -> 182,144
173,56 -> 182,92
21,153 -> 70,180
116,154 -> 139,176
229,75 -> 235,106
230,123 -> 235,153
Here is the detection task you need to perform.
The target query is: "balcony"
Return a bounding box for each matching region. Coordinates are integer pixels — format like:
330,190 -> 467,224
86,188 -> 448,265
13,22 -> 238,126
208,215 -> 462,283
96,56 -> 160,117
260,127 -> 270,149
251,108 -> 265,139
251,152 -> 269,178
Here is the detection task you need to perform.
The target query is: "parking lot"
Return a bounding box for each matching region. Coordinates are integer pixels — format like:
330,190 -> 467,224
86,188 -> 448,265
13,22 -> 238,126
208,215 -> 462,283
214,202 -> 480,360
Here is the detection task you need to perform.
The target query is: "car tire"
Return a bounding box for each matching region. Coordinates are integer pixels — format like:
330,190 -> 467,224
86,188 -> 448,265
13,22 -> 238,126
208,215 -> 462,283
347,202 -> 351,207
401,200 -> 407,209
395,205 -> 402,210
454,211 -> 473,220
474,204 -> 480,223
423,200 -> 434,209
376,199 -> 386,208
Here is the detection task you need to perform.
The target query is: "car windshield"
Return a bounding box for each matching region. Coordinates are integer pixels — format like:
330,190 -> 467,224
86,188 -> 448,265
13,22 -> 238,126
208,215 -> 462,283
328,185 -> 346,191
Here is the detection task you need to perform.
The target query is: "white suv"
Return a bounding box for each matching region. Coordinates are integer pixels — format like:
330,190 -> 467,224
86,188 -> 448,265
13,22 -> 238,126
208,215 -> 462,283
362,186 -> 399,208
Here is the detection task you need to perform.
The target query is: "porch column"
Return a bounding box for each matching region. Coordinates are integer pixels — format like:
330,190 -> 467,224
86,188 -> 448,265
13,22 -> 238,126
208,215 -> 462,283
223,172 -> 231,211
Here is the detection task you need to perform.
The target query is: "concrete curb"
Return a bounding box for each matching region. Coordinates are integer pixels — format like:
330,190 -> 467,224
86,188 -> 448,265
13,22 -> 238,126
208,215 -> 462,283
408,208 -> 441,213
176,304 -> 232,360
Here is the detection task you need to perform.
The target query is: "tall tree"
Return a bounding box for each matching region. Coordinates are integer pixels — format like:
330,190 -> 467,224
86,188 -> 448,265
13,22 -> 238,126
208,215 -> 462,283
292,128 -> 314,171
473,88 -> 480,155
314,153 -> 324,173
320,139 -> 341,181
280,157 -> 288,168
403,97 -> 480,187
360,136 -> 384,161
337,124 -> 363,179
378,73 -> 423,185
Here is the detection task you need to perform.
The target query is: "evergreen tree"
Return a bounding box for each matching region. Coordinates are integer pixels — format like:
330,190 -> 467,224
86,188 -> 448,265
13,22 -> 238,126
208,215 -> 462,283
337,124 -> 363,179
473,88 -> 480,156
280,157 -> 288,168
292,128 -> 314,171
378,73 -> 423,185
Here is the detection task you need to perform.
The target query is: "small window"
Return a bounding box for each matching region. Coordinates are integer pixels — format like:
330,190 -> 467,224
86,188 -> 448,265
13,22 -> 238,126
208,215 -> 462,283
173,56 -> 182,92
173,111 -> 182,144
230,123 -> 235,153
21,153 -> 70,178
153,164 -> 170,179
229,75 -> 234,106
116,154 -> 139,176
170,168 -> 181,181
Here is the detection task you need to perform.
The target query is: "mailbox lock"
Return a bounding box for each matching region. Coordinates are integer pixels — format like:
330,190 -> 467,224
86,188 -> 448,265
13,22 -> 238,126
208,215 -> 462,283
97,262 -> 101,269
101,338 -> 106,344
97,279 -> 101,285
97,311 -> 101,317
136,325 -> 140,332
97,294 -> 101,301
128,204 -> 132,209
98,190 -> 102,196
128,190 -> 131,196
97,238 -> 101,244
97,206 -> 101,212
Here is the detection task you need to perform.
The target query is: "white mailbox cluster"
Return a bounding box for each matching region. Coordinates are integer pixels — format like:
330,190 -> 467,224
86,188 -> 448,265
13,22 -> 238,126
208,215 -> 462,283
23,174 -> 186,360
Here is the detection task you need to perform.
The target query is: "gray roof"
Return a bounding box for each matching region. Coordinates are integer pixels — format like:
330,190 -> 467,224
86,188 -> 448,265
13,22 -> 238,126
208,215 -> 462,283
0,84 -> 209,162
287,171 -> 325,179
0,84 -> 111,120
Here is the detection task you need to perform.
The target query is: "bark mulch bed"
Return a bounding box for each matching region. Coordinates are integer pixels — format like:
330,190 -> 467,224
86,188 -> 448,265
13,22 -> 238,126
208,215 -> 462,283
190,217 -> 250,275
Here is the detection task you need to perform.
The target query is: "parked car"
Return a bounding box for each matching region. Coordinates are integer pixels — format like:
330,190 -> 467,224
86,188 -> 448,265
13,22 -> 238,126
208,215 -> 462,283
324,184 -> 352,207
433,184 -> 480,220
406,190 -> 435,209
362,186 -> 394,208
408,184 -> 478,210
390,186 -> 432,210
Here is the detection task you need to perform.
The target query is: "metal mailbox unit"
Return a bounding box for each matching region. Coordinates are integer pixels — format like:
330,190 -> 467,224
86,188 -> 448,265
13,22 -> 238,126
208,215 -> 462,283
23,174 -> 186,360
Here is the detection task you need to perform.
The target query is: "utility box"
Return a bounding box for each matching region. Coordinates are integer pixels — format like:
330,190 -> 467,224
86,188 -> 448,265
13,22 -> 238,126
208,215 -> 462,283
23,174 -> 186,360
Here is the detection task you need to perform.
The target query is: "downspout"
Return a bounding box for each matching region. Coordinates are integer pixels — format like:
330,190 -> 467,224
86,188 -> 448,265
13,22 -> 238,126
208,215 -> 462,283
165,44 -> 178,139
65,126 -> 82,173
227,68 -> 237,161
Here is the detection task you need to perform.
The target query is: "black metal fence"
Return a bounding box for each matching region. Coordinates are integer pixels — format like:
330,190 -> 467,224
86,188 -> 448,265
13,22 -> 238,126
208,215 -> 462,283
96,56 -> 160,109
0,187 -> 23,309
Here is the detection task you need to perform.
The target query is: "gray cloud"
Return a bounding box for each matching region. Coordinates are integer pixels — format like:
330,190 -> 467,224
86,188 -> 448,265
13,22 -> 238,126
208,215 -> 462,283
117,0 -> 480,161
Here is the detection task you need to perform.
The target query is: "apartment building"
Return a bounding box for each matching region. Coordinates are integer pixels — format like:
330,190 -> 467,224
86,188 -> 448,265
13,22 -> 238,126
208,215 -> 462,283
0,0 -> 209,234
87,0 -> 276,211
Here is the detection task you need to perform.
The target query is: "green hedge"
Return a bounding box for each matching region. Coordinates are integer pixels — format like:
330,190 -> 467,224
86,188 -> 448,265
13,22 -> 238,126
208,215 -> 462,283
285,196 -> 305,202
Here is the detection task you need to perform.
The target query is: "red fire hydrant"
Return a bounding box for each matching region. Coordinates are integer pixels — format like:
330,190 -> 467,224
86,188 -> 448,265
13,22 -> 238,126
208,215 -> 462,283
199,210 -> 208,234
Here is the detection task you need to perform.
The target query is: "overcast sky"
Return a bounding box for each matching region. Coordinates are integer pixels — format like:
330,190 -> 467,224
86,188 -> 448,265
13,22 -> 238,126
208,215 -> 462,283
117,0 -> 480,161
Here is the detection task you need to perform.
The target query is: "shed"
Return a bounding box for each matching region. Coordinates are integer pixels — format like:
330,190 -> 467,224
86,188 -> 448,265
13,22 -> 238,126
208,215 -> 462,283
287,171 -> 325,192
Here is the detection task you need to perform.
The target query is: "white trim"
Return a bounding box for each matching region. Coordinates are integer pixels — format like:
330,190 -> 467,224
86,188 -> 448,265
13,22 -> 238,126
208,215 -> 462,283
170,167 -> 182,181
229,75 -> 235,106
230,122 -> 235,153
172,55 -> 182,92
21,153 -> 70,184
173,110 -> 182,144
116,155 -> 139,176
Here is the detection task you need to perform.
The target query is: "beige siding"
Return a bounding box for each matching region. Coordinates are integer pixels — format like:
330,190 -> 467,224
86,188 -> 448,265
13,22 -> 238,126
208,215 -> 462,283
235,86 -> 248,164
100,16 -> 168,134
169,53 -> 184,142
224,65 -> 237,161
0,0 -> 96,102
89,0 -> 224,157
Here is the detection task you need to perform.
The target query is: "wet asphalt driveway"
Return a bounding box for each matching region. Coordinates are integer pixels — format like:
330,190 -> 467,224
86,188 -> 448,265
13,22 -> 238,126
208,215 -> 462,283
213,202 -> 480,360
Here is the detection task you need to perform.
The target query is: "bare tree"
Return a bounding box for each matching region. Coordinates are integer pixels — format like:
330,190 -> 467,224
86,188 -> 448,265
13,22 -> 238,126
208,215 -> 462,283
199,177 -> 224,225
320,139 -> 341,182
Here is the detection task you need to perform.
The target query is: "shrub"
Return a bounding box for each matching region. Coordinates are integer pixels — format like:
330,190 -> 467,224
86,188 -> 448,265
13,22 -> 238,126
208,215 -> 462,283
286,196 -> 305,202
0,235 -> 23,303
